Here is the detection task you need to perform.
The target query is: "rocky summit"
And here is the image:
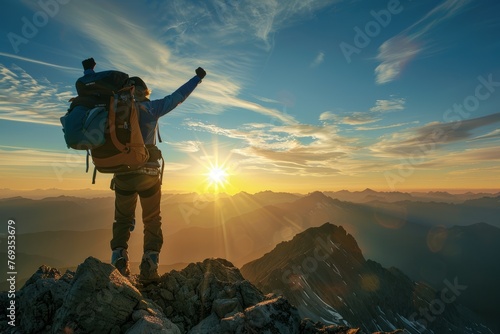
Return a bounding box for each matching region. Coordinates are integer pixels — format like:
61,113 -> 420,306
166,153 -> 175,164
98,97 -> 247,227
0,256 -> 403,334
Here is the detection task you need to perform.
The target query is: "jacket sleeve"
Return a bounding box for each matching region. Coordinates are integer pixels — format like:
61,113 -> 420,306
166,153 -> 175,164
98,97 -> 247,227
150,75 -> 202,118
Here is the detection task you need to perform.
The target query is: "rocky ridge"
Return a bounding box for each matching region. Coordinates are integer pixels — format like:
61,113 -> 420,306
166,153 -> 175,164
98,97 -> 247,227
241,223 -> 492,333
0,256 -> 402,334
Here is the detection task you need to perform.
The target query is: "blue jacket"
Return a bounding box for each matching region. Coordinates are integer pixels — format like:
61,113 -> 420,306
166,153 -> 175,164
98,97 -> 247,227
79,69 -> 200,145
137,75 -> 201,145
77,70 -> 201,168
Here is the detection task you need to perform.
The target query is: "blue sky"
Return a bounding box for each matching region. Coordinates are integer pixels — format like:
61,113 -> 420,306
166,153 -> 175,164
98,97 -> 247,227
1,0 -> 499,193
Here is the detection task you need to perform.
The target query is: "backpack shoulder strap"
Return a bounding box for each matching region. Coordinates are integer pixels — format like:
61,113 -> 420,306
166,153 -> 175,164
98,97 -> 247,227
157,125 -> 163,143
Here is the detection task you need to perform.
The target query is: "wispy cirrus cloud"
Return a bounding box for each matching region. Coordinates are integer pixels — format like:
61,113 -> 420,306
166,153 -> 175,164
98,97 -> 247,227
370,113 -> 500,156
374,35 -> 421,85
470,129 -> 500,141
0,63 -> 72,125
0,52 -> 80,73
369,98 -> 405,113
0,146 -> 85,167
163,162 -> 192,172
167,140 -> 203,153
321,111 -> 381,125
155,0 -> 341,50
399,146 -> 500,171
319,97 -> 406,126
310,51 -> 325,68
355,121 -> 419,131
375,0 -> 472,84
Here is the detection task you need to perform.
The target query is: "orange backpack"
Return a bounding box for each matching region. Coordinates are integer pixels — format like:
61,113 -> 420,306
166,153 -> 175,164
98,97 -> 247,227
61,71 -> 149,183
90,86 -> 149,181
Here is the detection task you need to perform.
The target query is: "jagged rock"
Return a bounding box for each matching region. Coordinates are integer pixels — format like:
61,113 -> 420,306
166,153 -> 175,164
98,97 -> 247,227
212,298 -> 241,318
299,319 -> 404,334
18,265 -> 73,333
141,258 -> 264,332
51,257 -> 145,333
188,313 -> 221,334
300,318 -> 356,333
220,296 -> 301,334
126,300 -> 181,334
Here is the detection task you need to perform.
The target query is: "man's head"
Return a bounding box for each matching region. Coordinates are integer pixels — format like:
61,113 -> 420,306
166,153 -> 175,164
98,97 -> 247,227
82,58 -> 96,71
130,76 -> 151,101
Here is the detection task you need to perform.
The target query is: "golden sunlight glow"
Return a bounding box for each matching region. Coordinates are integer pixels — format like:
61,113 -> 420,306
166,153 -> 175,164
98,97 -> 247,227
205,164 -> 229,193
188,140 -> 238,194
208,167 -> 228,185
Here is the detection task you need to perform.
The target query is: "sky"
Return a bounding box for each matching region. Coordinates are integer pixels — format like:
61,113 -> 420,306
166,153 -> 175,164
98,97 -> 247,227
0,0 -> 499,194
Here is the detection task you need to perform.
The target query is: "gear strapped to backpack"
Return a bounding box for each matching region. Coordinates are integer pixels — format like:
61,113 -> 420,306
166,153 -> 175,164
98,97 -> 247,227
60,70 -> 149,183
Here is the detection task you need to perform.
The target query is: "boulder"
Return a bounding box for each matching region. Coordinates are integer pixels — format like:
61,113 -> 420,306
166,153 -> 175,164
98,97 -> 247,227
51,257 -> 144,333
141,258 -> 264,332
18,265 -> 73,333
220,296 -> 301,334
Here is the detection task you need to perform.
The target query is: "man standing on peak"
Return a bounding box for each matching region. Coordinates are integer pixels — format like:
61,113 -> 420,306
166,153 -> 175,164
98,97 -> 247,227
109,65 -> 207,283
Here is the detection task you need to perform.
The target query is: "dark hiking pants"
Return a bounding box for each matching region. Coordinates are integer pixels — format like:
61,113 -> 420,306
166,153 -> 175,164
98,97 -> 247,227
110,173 -> 163,253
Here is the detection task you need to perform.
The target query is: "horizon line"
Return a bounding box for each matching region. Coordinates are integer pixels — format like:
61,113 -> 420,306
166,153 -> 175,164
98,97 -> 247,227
1,187 -> 499,196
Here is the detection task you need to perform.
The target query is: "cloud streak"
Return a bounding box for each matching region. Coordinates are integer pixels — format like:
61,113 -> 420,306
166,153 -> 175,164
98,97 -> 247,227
375,0 -> 472,84
0,146 -> 85,167
0,52 -> 80,73
369,98 -> 405,113
156,0 -> 340,49
0,63 -> 73,125
370,113 -> 500,156
319,97 -> 406,126
310,51 -> 325,68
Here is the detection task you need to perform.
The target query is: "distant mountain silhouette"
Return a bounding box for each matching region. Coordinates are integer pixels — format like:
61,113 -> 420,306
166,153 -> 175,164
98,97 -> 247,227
2,190 -> 498,235
0,188 -> 112,199
325,189 -> 500,204
0,196 -> 115,233
0,191 -> 300,235
241,223 -> 492,333
361,197 -> 500,228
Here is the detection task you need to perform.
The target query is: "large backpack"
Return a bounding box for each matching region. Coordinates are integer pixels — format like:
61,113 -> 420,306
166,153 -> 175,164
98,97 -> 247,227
60,70 -> 149,183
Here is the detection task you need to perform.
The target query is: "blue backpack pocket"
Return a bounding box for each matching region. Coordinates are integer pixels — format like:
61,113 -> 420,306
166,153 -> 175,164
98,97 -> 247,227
61,106 -> 108,150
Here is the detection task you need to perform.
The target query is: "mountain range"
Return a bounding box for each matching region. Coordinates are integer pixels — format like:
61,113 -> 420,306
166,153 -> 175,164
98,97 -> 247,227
1,189 -> 499,331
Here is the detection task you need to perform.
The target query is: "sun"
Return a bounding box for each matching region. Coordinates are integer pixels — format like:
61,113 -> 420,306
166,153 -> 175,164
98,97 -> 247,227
206,165 -> 229,191
208,167 -> 227,184
195,145 -> 235,193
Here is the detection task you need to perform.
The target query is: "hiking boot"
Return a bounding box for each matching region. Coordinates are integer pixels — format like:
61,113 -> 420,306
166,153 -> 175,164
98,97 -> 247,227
139,250 -> 160,283
111,247 -> 130,277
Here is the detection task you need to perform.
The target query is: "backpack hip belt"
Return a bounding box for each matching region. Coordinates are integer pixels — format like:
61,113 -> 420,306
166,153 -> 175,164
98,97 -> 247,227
115,166 -> 160,176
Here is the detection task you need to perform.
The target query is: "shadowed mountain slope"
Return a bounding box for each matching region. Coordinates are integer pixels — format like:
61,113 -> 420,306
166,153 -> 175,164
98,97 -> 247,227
241,223 -> 492,334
